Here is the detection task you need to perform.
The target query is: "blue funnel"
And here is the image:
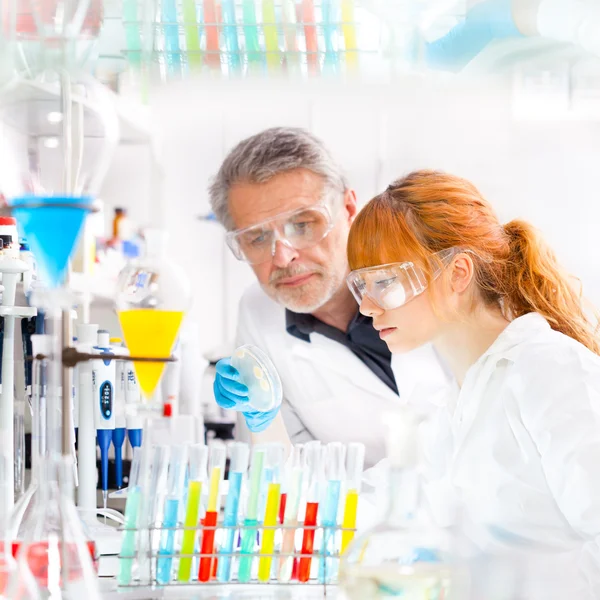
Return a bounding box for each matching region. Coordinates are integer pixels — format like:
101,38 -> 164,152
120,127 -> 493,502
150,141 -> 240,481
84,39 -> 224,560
11,195 -> 91,288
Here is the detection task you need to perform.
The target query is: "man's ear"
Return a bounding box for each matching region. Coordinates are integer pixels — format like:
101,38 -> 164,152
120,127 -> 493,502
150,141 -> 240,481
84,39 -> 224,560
345,189 -> 358,224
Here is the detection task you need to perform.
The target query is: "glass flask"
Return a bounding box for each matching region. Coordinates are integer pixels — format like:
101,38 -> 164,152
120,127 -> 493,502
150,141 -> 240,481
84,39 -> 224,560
338,411 -> 470,600
116,229 -> 192,405
6,455 -> 100,600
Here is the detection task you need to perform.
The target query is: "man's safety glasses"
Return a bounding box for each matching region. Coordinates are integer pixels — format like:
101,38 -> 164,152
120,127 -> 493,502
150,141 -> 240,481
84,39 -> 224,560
226,204 -> 335,265
346,248 -> 460,310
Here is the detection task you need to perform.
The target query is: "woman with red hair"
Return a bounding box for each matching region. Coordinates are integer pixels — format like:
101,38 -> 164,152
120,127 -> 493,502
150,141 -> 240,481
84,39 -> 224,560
347,170 -> 600,597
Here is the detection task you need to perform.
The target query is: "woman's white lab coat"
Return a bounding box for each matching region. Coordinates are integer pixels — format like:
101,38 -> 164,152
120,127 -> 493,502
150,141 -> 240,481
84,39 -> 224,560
422,312 -> 600,598
234,284 -> 454,467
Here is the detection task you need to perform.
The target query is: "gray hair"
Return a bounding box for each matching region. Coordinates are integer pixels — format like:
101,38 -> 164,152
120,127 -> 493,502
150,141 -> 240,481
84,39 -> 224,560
208,127 -> 348,230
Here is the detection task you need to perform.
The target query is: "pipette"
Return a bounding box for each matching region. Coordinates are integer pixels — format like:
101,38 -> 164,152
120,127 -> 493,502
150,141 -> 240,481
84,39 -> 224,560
199,442 -> 226,582
319,442 -> 345,583
278,444 -> 305,582
157,445 -> 189,584
117,446 -> 143,585
178,444 -> 208,582
92,330 -> 115,513
125,359 -> 143,450
238,446 -> 266,582
75,323 -> 99,514
258,444 -> 285,582
299,441 -> 322,582
111,338 -> 126,489
217,442 -> 250,583
341,442 -> 365,554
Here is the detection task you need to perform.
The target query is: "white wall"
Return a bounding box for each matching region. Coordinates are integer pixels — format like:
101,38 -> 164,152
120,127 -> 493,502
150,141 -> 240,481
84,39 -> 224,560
98,77 -> 600,358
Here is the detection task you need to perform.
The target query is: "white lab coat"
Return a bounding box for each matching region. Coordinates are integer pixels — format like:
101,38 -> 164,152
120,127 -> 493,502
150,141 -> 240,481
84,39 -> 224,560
420,312 -> 600,598
234,283 -> 454,467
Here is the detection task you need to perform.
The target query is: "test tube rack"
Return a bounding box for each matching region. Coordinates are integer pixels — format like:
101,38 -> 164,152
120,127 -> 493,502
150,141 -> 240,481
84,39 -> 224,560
117,520 -> 355,588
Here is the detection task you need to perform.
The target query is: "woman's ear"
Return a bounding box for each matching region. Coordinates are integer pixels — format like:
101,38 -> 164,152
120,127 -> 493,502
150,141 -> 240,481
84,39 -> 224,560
449,254 -> 475,294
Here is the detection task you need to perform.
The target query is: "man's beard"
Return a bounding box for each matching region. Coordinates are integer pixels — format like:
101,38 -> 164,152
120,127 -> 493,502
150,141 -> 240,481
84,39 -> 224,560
263,263 -> 343,313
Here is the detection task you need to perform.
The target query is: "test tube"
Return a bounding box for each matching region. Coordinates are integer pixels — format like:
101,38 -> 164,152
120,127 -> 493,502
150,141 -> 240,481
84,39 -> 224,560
278,444 -> 305,582
221,0 -> 241,72
282,0 -> 299,70
243,0 -> 262,69
182,0 -> 202,68
341,443 -> 365,554
262,0 -> 279,72
319,442 -> 345,583
302,0 -> 319,75
162,0 -> 182,75
238,446 -> 266,582
203,0 -> 221,68
178,444 -> 208,582
117,447 -> 143,585
321,0 -> 339,70
341,0 -> 358,70
258,444 -> 286,582
157,445 -> 189,584
299,441 -> 322,582
217,442 -> 250,582
198,442 -> 226,582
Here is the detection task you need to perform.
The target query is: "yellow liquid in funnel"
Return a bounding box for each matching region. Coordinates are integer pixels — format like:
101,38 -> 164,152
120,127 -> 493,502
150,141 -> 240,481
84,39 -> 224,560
118,310 -> 184,398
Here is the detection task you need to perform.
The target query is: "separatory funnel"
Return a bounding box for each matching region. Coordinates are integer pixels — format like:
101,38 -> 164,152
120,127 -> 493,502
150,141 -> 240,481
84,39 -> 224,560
116,229 -> 191,404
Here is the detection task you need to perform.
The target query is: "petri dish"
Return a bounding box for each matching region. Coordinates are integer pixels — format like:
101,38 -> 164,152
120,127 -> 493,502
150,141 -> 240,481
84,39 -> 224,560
231,345 -> 283,412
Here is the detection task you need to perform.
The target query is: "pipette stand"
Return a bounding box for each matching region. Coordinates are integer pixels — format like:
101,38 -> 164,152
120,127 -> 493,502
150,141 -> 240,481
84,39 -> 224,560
0,255 -> 36,513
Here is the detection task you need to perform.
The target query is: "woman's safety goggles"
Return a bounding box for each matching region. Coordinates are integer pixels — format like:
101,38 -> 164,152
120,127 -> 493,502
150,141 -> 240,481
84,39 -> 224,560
226,203 -> 335,265
346,248 -> 460,310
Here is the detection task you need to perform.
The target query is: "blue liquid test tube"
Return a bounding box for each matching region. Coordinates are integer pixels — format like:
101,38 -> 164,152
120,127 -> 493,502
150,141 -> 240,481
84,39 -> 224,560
318,442 -> 344,583
157,445 -> 189,584
221,0 -> 242,72
217,442 -> 250,582
322,0 -> 339,70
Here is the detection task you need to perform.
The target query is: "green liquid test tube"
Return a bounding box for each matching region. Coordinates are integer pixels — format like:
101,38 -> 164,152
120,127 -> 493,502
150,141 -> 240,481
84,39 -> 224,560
182,0 -> 202,68
118,447 -> 143,585
178,480 -> 202,582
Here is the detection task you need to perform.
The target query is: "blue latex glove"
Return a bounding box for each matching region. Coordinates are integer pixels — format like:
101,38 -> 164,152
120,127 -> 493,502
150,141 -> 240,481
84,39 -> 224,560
213,357 -> 279,433
425,0 -> 524,72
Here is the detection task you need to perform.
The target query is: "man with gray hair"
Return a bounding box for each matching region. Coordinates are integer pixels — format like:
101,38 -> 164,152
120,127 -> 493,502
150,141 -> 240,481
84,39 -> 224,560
209,127 -> 451,466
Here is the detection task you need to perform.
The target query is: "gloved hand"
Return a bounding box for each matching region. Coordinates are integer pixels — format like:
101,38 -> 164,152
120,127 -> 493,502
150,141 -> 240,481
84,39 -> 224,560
425,0 -> 524,71
213,357 -> 279,433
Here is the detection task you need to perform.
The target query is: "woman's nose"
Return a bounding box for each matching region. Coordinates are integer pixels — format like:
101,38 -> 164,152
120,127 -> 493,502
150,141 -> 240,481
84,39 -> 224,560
359,295 -> 383,317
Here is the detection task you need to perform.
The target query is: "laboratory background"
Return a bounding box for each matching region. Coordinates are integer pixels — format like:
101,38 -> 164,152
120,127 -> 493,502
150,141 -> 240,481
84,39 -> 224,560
0,0 -> 599,598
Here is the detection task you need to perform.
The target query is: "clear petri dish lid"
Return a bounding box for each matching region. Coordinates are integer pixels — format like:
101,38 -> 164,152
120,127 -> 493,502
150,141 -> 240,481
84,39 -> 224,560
231,344 -> 283,412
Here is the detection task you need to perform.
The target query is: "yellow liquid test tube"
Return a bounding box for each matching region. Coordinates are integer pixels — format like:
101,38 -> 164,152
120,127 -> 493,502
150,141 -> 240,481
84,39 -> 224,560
177,480 -> 202,582
258,482 -> 281,581
341,0 -> 358,70
263,0 -> 280,71
341,488 -> 359,554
